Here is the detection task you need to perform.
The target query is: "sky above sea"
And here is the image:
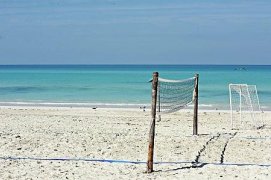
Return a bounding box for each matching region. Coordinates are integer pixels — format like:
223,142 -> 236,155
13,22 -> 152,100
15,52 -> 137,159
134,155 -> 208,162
0,0 -> 271,65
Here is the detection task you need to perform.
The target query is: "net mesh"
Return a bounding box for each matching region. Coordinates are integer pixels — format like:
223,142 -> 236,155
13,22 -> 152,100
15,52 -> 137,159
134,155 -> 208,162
229,84 -> 264,129
157,77 -> 196,114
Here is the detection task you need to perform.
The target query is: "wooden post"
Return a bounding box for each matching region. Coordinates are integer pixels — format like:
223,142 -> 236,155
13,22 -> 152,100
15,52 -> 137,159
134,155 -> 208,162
147,72 -> 159,173
193,74 -> 199,135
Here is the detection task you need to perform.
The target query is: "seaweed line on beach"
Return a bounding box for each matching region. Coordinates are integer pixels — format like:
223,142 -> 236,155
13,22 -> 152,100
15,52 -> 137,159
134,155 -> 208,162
194,133 -> 221,165
220,132 -> 237,164
167,134 -> 222,171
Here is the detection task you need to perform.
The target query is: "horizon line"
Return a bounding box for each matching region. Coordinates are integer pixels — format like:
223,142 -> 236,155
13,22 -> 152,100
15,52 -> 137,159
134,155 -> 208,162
0,64 -> 271,66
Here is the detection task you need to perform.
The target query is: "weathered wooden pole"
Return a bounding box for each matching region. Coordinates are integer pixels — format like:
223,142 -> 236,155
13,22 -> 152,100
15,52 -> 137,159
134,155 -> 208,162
147,72 -> 159,173
193,74 -> 199,135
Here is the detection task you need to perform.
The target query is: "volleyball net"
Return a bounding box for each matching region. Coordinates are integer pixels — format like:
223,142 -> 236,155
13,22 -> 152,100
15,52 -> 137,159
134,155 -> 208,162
157,77 -> 196,114
147,72 -> 199,173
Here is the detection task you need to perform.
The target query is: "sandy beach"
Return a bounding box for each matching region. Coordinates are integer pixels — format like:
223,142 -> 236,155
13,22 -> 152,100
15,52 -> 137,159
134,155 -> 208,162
0,106 -> 270,179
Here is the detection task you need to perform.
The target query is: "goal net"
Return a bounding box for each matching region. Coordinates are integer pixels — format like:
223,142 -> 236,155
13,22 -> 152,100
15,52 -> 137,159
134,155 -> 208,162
229,84 -> 264,129
157,77 -> 196,114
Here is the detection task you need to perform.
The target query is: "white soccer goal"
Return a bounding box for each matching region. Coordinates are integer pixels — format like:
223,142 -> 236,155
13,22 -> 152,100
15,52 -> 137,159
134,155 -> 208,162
229,84 -> 264,129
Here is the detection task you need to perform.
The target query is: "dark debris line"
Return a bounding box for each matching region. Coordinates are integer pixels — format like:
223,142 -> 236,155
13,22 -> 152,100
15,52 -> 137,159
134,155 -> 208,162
220,132 -> 237,164
194,133 -> 221,164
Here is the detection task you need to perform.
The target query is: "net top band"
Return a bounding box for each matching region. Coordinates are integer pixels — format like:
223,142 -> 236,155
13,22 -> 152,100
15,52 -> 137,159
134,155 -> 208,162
158,77 -> 195,83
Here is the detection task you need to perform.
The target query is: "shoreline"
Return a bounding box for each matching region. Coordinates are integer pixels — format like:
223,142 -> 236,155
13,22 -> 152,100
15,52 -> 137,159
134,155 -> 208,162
1,105 -> 271,113
0,102 -> 270,111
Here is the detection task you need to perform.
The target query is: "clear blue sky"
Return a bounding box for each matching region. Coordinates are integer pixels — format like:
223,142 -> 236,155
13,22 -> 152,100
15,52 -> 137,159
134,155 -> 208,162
0,0 -> 270,65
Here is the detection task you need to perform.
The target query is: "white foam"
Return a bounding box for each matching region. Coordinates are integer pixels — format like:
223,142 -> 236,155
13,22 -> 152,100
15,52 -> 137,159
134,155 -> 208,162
0,101 -> 148,108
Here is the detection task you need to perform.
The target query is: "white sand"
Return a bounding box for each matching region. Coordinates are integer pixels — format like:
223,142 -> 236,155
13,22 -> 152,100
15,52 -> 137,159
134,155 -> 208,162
0,107 -> 270,179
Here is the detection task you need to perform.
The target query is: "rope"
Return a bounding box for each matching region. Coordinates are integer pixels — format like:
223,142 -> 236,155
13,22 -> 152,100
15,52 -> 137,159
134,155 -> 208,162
1,156 -> 271,167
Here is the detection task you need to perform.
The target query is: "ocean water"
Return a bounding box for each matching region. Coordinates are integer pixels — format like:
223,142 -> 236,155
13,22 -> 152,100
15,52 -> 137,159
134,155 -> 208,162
0,65 -> 270,110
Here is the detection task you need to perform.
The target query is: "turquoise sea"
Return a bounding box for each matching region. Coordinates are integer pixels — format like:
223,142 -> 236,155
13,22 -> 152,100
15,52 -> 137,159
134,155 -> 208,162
0,65 -> 270,110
